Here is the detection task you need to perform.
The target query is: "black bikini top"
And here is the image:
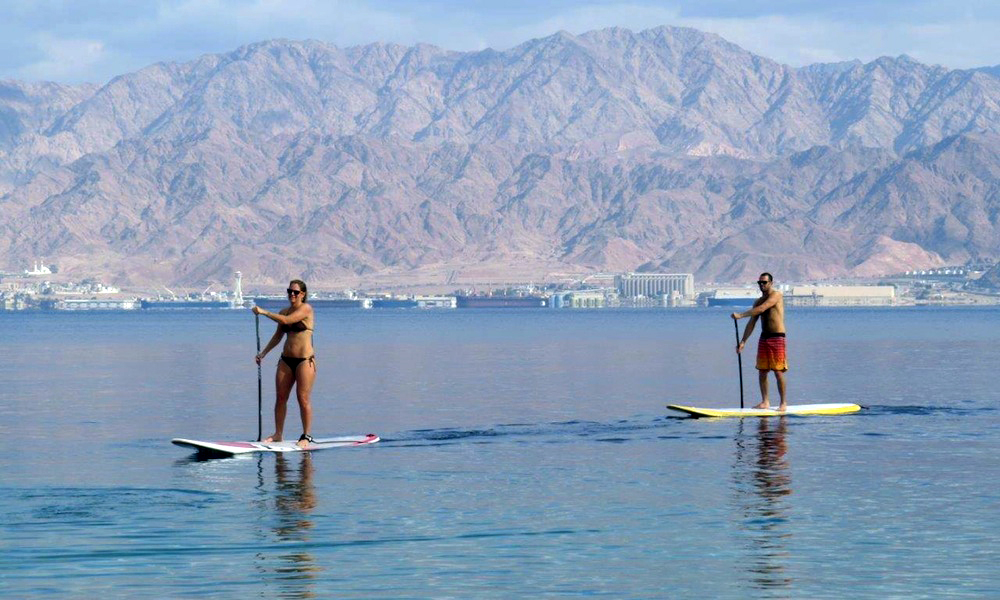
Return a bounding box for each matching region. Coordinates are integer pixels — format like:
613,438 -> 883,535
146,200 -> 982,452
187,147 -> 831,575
281,320 -> 312,333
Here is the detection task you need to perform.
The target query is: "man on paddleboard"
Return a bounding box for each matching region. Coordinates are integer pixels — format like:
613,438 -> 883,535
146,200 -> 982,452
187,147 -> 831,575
731,272 -> 787,411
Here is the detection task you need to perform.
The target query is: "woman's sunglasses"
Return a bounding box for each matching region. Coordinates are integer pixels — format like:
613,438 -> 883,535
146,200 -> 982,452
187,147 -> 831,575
287,289 -> 302,296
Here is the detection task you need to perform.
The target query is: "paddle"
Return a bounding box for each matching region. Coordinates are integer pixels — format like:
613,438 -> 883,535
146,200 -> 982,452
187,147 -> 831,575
255,312 -> 262,442
734,318 -> 745,409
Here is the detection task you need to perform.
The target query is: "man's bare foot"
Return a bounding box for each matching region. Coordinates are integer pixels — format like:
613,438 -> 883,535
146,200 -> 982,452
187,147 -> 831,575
752,401 -> 771,410
262,434 -> 282,443
777,404 -> 788,412
297,434 -> 314,449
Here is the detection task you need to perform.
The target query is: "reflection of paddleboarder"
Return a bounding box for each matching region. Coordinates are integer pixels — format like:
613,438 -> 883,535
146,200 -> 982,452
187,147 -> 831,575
753,417 -> 789,495
275,453 -> 317,532
732,417 -> 792,591
732,273 -> 788,411
252,279 -> 316,448
264,454 -> 319,597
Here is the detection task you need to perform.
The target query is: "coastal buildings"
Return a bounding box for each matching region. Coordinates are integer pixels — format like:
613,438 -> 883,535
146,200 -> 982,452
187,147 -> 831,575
705,284 -> 897,307
550,289 -> 609,308
140,273 -> 245,308
4,265 -> 996,311
785,285 -> 895,306
1,293 -> 30,311
616,273 -> 694,300
23,261 -> 53,276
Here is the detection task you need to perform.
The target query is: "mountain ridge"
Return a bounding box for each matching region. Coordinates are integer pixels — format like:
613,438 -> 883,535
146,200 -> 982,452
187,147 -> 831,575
1,26 -> 997,287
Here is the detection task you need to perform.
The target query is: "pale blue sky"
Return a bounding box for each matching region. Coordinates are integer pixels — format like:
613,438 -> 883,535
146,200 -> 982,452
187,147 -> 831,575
2,0 -> 998,83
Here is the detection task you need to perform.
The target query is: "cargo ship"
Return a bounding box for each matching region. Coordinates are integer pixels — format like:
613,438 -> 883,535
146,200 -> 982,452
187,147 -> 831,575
371,298 -> 418,309
704,289 -> 758,308
456,295 -> 547,308
140,299 -> 232,309
252,296 -> 370,309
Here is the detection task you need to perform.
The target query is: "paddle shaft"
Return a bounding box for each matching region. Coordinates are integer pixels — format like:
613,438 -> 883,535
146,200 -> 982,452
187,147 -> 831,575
734,319 -> 745,409
255,312 -> 262,442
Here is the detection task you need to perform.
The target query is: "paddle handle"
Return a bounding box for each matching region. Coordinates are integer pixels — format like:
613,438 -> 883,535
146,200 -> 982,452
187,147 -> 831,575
255,312 -> 262,442
734,318 -> 745,409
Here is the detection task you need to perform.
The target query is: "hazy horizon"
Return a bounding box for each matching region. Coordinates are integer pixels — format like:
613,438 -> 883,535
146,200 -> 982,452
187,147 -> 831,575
2,0 -> 998,84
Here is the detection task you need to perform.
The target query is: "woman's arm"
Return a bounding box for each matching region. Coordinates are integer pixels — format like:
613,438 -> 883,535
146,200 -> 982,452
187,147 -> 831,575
257,326 -> 284,361
253,304 -> 310,326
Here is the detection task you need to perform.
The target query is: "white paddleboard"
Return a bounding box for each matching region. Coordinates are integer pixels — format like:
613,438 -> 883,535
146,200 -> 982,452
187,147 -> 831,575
172,434 -> 380,455
667,403 -> 861,418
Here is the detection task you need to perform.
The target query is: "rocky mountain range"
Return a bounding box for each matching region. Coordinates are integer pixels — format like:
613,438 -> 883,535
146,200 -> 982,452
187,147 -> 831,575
1,26 -> 998,288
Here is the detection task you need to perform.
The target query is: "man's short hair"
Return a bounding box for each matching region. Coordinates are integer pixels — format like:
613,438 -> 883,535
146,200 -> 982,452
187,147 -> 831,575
760,272 -> 773,282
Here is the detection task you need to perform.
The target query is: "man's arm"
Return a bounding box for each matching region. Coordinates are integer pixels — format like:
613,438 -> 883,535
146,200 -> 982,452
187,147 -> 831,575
732,295 -> 769,353
741,315 -> 758,343
736,315 -> 758,353
733,292 -> 780,319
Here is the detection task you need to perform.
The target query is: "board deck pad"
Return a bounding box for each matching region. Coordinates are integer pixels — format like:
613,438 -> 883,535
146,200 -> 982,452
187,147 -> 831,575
667,403 -> 861,418
172,434 -> 380,455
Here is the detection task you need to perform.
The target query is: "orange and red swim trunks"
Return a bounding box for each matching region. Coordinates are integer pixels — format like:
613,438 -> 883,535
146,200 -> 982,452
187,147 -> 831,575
756,332 -> 788,371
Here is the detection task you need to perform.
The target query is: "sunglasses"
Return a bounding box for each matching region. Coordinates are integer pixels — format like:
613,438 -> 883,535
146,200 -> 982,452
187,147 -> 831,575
287,289 -> 303,296
756,280 -> 769,285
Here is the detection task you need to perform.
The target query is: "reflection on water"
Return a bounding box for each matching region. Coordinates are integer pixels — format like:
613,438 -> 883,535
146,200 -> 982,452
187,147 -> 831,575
732,417 -> 792,591
255,453 -> 320,599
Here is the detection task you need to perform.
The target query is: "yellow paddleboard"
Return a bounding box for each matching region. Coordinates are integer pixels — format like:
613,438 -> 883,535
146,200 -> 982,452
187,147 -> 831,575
667,403 -> 862,418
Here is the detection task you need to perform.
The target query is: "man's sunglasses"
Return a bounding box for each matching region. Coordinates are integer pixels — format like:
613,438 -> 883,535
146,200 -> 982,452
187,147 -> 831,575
756,280 -> 769,285
287,289 -> 303,296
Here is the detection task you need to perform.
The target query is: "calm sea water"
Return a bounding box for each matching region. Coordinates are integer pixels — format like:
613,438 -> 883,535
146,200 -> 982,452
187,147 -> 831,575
1,307 -> 998,598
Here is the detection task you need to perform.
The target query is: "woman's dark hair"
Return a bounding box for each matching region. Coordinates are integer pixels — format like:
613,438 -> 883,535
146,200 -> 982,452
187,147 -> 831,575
289,279 -> 308,301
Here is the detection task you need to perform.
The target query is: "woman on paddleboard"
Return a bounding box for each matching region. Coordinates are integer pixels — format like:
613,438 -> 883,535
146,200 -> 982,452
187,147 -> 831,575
253,279 -> 316,448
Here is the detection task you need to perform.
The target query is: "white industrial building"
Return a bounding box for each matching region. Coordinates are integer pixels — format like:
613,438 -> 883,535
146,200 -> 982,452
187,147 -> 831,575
616,273 -> 694,299
786,285 -> 895,306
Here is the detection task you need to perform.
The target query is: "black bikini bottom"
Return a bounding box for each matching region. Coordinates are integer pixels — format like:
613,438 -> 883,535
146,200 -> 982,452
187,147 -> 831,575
280,355 -> 315,371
